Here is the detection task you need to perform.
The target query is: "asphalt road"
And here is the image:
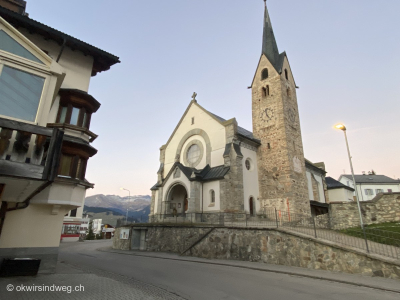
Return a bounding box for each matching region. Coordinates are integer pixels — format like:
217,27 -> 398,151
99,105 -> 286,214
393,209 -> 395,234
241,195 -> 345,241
59,240 -> 399,300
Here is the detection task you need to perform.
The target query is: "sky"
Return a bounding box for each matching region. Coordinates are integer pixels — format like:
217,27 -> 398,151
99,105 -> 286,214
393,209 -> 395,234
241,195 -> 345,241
28,0 -> 400,197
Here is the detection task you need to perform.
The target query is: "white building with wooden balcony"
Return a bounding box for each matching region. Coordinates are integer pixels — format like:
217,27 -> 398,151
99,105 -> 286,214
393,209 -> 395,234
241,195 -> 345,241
0,0 -> 119,273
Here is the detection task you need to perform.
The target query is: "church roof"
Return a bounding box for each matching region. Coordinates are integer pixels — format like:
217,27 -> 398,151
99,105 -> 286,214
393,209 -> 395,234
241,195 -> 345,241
340,174 -> 400,184
250,4 -> 296,87
262,1 -> 280,72
326,177 -> 354,191
151,163 -> 230,190
210,113 -> 260,144
0,6 -> 120,76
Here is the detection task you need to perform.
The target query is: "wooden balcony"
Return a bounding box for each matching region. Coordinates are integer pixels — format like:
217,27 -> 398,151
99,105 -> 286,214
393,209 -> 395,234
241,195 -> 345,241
0,117 -> 63,182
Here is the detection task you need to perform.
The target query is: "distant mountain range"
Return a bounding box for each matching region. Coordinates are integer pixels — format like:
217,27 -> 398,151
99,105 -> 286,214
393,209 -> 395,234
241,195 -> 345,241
83,194 -> 151,226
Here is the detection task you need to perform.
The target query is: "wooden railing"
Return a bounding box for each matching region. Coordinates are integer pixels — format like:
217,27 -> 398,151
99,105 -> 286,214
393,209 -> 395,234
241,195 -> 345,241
0,117 -> 64,181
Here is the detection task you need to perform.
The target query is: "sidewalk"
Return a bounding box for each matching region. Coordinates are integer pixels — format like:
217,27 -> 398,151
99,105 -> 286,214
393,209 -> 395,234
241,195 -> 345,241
98,246 -> 400,294
0,259 -> 184,300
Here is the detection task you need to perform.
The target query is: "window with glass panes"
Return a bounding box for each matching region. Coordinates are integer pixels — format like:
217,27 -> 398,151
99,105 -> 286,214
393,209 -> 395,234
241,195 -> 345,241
58,154 -> 87,180
0,30 -> 47,123
56,104 -> 91,129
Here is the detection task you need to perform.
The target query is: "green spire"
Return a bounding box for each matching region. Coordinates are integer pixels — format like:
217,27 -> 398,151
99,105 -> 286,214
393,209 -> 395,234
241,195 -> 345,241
262,1 -> 280,71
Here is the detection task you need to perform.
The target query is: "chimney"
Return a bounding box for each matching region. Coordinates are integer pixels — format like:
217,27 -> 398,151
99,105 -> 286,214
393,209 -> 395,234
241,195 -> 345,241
0,0 -> 27,15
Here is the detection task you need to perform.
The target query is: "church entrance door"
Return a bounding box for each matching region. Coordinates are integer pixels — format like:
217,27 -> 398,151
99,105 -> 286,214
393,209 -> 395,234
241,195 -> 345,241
249,197 -> 254,216
184,194 -> 188,212
166,184 -> 188,215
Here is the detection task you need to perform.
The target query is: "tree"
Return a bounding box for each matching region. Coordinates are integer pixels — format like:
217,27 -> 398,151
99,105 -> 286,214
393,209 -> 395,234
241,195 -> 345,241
86,221 -> 95,240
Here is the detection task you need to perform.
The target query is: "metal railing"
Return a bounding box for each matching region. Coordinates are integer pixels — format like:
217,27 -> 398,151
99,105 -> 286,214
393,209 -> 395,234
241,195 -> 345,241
147,209 -> 400,260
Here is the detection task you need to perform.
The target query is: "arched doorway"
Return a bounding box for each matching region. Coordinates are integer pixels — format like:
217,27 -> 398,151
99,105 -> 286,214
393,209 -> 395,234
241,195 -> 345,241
166,184 -> 188,214
249,197 -> 254,216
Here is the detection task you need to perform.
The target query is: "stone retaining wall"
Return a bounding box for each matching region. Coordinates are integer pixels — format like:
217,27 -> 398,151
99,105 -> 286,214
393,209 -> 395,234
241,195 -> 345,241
114,225 -> 400,280
113,228 -> 131,250
330,192 -> 400,228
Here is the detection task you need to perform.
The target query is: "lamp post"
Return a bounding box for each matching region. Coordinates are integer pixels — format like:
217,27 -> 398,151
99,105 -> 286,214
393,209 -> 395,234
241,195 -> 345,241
120,188 -> 130,224
334,123 -> 369,252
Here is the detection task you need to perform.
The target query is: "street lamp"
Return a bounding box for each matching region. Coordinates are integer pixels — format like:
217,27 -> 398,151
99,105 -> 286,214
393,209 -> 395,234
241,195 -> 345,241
120,187 -> 130,224
334,123 -> 369,252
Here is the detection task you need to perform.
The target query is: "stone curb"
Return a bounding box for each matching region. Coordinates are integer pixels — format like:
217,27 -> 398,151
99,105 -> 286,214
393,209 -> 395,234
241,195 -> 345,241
97,247 -> 400,294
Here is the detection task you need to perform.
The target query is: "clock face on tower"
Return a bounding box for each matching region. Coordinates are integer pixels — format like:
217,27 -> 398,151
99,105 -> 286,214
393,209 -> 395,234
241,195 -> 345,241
260,107 -> 274,122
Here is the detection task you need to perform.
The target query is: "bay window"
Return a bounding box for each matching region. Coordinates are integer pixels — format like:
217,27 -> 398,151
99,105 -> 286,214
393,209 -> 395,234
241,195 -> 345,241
58,154 -> 87,180
56,104 -> 92,129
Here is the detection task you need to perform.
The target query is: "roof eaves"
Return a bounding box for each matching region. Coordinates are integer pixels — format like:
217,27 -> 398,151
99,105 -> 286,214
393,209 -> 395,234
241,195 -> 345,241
0,6 -> 120,74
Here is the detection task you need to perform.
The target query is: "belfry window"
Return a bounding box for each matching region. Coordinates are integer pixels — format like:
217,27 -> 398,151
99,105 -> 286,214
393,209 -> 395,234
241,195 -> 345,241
261,68 -> 268,80
285,69 -> 289,80
262,85 -> 270,98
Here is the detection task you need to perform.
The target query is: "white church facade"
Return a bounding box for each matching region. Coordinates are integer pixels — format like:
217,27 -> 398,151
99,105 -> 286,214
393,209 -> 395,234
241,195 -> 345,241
150,2 -> 329,219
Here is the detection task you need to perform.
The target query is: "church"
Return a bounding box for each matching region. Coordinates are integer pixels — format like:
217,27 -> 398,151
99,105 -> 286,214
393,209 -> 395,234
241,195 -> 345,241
149,2 -> 329,219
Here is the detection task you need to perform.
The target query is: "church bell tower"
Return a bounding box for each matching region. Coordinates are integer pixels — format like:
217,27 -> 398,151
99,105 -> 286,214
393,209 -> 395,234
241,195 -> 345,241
251,1 -> 310,215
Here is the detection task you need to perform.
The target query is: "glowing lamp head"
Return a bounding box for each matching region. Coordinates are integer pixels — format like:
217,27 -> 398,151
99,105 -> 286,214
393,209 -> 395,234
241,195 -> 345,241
334,124 -> 346,131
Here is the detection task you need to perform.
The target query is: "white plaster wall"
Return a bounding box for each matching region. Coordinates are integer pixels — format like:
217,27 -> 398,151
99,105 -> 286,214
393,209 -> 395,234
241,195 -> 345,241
31,182 -> 86,207
242,147 -> 260,213
203,181 -> 220,212
17,28 -> 94,92
211,148 -> 225,167
338,177 -> 400,201
0,204 -> 70,248
356,184 -> 400,201
306,171 -> 313,200
64,206 -> 84,223
163,104 -> 226,176
312,173 -> 326,203
154,190 -> 159,214
328,189 -> 354,202
47,95 -> 61,124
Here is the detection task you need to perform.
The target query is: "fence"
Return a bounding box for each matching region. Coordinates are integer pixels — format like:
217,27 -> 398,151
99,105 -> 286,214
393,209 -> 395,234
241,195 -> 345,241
147,209 -> 400,260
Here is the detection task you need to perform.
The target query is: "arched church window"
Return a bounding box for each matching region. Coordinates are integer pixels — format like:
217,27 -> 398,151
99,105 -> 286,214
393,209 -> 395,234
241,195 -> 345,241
285,69 -> 289,80
187,144 -> 200,164
261,68 -> 268,80
210,190 -> 215,203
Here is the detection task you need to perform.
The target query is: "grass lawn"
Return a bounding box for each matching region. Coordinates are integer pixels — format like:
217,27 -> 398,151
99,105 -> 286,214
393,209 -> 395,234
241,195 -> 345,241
340,222 -> 400,247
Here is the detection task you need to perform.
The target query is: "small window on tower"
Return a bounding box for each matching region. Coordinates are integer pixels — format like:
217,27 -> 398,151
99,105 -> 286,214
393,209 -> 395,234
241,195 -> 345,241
262,87 -> 267,97
261,68 -> 268,80
285,69 -> 289,80
191,117 -> 194,125
266,85 -> 270,95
